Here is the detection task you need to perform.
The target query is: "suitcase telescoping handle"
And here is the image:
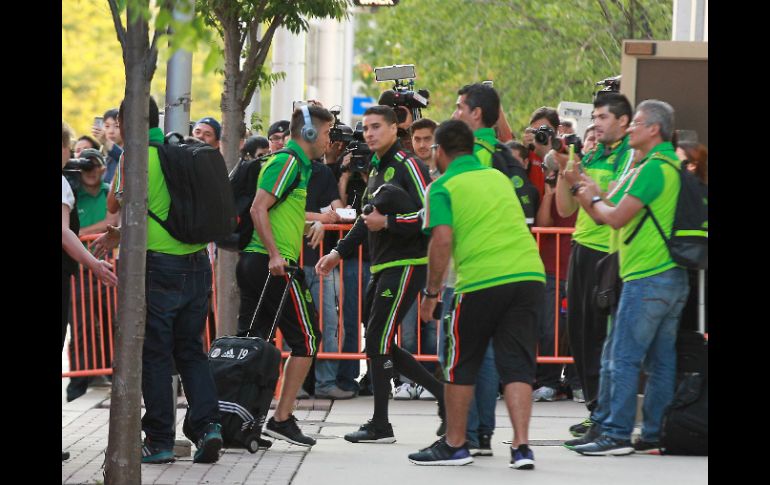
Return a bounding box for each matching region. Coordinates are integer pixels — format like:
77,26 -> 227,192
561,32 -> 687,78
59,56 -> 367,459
245,265 -> 299,340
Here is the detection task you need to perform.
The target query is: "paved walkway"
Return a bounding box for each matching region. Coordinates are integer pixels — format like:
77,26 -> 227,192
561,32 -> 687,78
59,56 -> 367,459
62,386 -> 707,485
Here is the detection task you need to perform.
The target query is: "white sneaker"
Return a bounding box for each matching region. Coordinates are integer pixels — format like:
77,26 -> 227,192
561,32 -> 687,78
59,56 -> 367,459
572,388 -> 586,403
394,383 -> 418,400
417,386 -> 436,401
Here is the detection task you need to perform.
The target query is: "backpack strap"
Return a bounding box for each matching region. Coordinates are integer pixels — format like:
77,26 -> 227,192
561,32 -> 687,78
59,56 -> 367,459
268,148 -> 303,209
475,138 -> 495,155
623,159 -> 679,246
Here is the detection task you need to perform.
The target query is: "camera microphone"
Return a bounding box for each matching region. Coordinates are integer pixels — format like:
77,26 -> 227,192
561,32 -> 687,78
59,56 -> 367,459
378,89 -> 397,106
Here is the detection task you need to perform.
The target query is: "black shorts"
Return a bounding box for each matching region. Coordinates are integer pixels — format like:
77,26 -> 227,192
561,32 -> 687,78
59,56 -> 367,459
235,252 -> 321,357
443,281 -> 544,386
363,264 -> 426,357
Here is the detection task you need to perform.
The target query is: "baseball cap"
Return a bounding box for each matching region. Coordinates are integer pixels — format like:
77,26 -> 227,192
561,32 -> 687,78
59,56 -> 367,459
196,117 -> 222,140
267,120 -> 290,138
79,148 -> 105,166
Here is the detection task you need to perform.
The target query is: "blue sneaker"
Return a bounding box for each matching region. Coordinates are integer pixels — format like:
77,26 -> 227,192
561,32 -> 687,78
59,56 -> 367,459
509,444 -> 535,470
408,437 -> 473,466
573,434 -> 634,456
141,438 -> 175,464
193,423 -> 223,464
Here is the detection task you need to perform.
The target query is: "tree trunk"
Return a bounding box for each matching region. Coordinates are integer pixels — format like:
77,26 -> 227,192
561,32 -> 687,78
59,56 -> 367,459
216,19 -> 247,337
104,1 -> 150,483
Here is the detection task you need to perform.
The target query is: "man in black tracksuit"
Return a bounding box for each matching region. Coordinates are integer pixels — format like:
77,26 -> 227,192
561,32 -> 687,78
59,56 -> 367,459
316,105 -> 445,443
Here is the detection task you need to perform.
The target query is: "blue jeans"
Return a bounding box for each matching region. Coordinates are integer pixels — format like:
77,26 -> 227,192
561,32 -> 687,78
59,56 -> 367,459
142,250 -> 220,449
599,268 -> 689,441
398,299 -> 438,378
337,258 -> 371,391
467,341 -> 499,443
304,265 -> 342,393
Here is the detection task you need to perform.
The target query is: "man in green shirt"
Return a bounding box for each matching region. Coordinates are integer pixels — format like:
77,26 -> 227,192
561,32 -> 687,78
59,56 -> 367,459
93,97 -> 224,465
564,99 -> 688,456
237,104 -> 334,448
408,120 -> 545,469
451,82 -> 538,457
553,93 -> 634,440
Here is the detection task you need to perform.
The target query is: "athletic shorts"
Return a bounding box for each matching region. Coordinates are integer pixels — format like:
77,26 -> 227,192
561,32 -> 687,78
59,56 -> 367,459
235,252 -> 321,357
363,264 -> 426,357
443,281 -> 544,386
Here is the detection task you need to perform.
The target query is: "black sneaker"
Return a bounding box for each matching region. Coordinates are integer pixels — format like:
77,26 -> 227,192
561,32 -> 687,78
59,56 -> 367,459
193,423 -> 223,464
141,438 -> 175,464
569,417 -> 593,437
470,433 -> 493,456
633,439 -> 661,455
408,437 -> 473,466
264,415 -> 317,447
344,420 -> 396,444
573,434 -> 634,456
563,421 -> 601,449
509,444 -> 535,470
62,451 -> 70,461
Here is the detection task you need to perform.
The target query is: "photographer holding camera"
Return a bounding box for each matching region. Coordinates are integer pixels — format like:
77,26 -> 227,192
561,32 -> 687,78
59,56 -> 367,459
523,107 -> 561,198
316,105 -> 445,444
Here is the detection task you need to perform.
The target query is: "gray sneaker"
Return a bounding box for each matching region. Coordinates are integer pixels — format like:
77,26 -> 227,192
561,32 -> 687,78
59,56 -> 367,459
296,387 -> 310,400
532,386 -> 558,402
315,385 -> 356,400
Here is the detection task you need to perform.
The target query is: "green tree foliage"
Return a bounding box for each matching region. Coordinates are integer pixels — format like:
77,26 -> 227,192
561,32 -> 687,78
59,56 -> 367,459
355,0 -> 672,133
62,0 -> 225,140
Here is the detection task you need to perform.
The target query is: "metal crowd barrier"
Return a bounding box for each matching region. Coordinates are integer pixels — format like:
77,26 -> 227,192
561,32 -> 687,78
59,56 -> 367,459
64,225 -> 707,378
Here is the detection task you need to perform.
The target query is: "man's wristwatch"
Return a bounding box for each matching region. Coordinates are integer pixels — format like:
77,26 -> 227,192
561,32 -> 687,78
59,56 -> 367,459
421,288 -> 440,299
590,195 -> 603,207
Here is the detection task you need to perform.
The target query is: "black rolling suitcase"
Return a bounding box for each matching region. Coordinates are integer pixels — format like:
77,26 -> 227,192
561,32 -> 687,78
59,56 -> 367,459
207,267 -> 297,453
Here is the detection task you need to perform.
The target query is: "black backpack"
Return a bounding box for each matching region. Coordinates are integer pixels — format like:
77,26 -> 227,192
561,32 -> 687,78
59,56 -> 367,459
624,158 -> 708,270
217,148 -> 302,252
660,331 -> 708,456
148,139 -> 236,244
476,139 -> 539,226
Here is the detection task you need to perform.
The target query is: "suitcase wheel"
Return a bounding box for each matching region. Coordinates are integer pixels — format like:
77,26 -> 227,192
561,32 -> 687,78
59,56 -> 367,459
247,438 -> 260,453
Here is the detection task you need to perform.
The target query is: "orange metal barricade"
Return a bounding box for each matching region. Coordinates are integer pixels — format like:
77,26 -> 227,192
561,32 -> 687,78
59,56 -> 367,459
63,226 -> 580,379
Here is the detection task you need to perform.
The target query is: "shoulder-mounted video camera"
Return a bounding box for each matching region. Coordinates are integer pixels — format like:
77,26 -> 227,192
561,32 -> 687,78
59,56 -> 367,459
341,121 -> 372,174
594,74 -> 621,103
375,64 -> 430,124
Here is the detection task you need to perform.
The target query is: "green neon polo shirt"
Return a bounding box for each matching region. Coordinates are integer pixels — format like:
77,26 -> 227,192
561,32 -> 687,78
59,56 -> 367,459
609,142 -> 680,282
147,127 -> 208,255
244,139 -> 310,262
472,127 -> 498,168
77,183 -> 110,228
573,136 -> 633,252
422,154 -> 545,294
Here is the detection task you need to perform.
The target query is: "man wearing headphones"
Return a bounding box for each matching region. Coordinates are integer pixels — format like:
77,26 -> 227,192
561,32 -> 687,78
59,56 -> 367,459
236,104 -> 334,448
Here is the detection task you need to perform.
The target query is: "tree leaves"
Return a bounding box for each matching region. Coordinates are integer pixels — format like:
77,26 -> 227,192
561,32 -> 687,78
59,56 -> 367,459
355,0 -> 672,132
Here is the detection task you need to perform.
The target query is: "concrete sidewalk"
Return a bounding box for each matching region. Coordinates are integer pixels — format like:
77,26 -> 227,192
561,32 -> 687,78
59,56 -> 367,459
62,389 -> 708,484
